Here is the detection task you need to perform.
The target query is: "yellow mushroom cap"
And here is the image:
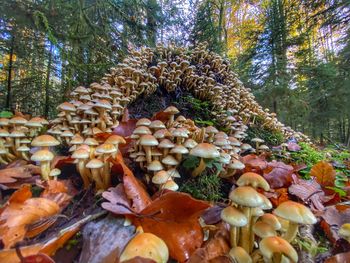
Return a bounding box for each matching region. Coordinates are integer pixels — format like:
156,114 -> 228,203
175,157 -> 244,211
221,206 -> 247,227
152,170 -> 170,184
259,236 -> 298,262
120,232 -> 169,263
273,201 -> 316,225
237,172 -> 270,191
253,221 -> 276,238
189,143 -> 220,159
31,135 -> 60,147
229,186 -> 264,207
339,223 -> 350,240
31,149 -> 54,162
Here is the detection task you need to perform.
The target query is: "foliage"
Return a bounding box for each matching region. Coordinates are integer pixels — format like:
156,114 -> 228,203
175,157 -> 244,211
246,124 -> 284,146
0,111 -> 13,118
289,142 -> 326,167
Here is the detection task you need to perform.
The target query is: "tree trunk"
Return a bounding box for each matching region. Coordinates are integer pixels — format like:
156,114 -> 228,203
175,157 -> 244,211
6,35 -> 15,110
44,43 -> 53,118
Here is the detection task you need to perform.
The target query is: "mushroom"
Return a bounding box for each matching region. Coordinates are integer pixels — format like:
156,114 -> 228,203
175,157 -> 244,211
164,106 -> 179,127
273,201 -> 316,242
139,134 -> 159,165
119,230 -> 169,263
189,143 -> 220,177
236,172 -> 270,191
31,135 -> 60,151
72,148 -> 91,189
86,158 -> 104,191
228,246 -> 252,263
229,186 -> 264,252
339,223 -> 350,243
221,206 -> 247,247
259,236 -> 298,263
31,149 -> 54,181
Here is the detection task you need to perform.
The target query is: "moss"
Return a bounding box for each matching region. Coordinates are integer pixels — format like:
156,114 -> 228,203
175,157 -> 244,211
246,124 -> 284,146
179,171 -> 224,202
289,142 -> 325,166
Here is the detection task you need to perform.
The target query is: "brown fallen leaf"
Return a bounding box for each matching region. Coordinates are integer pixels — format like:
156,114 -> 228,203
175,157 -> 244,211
0,165 -> 40,188
320,205 -> 350,243
134,191 -> 211,262
265,188 -> 289,207
263,161 -> 294,188
288,178 -> 334,211
241,154 -> 268,172
188,223 -> 230,263
79,216 -> 135,263
310,161 -> 336,187
0,185 -> 60,248
19,253 -> 55,263
40,180 -> 73,209
102,184 -> 135,215
0,212 -> 104,263
325,251 -> 350,263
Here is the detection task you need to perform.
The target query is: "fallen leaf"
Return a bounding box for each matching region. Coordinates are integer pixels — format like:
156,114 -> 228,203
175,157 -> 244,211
265,188 -> 289,207
110,152 -> 151,212
201,206 -> 225,225
79,216 -> 135,263
102,184 -> 134,215
263,161 -> 294,188
0,185 -> 60,248
0,165 -> 40,186
288,178 -> 334,211
310,161 -> 336,187
287,142 -> 301,151
241,154 -> 268,172
151,111 -> 172,123
0,212 -> 103,263
40,180 -> 72,209
20,253 -> 55,263
188,223 -> 230,263
325,251 -> 350,263
320,205 -> 350,243
134,191 -> 211,262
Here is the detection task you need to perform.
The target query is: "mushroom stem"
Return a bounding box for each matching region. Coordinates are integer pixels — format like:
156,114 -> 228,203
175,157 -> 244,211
192,158 -> 206,177
40,161 -> 50,181
90,168 -> 104,190
0,155 -> 8,165
77,161 -> 90,189
230,226 -> 238,247
143,146 -> 152,164
283,222 -> 298,242
240,207 -> 251,253
21,152 -> 29,161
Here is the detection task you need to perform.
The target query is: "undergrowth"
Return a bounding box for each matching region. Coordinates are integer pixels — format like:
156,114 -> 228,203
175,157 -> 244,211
246,124 -> 284,146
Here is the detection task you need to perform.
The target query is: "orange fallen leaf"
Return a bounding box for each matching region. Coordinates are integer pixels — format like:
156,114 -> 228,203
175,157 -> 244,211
310,161 -> 336,187
263,161 -> 294,189
265,188 -> 289,207
325,251 -> 350,263
40,180 -> 72,209
241,154 -> 268,172
0,185 -> 60,248
20,253 -> 55,263
134,192 -> 211,262
111,152 -> 151,212
0,165 -> 40,188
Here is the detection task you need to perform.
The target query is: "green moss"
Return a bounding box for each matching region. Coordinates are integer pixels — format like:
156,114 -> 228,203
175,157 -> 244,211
180,172 -> 224,202
289,142 -> 326,166
246,125 -> 284,146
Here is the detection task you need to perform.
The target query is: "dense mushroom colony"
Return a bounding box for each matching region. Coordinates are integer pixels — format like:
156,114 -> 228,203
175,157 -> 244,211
222,172 -> 317,263
0,116 -> 49,164
48,43 -> 309,144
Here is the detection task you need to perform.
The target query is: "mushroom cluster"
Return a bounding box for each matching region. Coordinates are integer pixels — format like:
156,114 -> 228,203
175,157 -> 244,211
71,134 -> 126,191
48,44 -> 309,145
221,172 -> 317,263
0,116 -> 48,164
127,106 -> 250,189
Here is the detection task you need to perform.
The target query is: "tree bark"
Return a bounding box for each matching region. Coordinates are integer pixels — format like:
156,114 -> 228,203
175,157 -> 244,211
44,42 -> 53,118
6,35 -> 15,110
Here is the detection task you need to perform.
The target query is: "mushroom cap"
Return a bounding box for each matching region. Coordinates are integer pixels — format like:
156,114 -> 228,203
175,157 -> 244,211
206,126 -> 218,134
136,118 -> 152,127
70,135 -> 84,145
149,120 -> 166,130
96,143 -> 117,154
152,170 -> 170,184
84,138 -> 99,146
10,130 -> 25,138
259,213 -> 282,230
236,172 -> 270,191
0,129 -> 9,137
161,155 -> 179,166
162,179 -> 179,191
259,193 -> 272,210
50,168 -> 61,177
184,139 -> 198,149
0,118 -> 9,126
72,149 -> 89,159
253,221 -> 276,238
339,223 -> 350,240
229,186 -> 264,207
228,160 -> 245,170
167,168 -> 181,178
133,126 -> 152,135
119,232 -> 169,263
171,128 -> 189,138
190,143 -> 220,159
58,102 -> 76,112
158,139 -> 175,149
147,160 -> 164,172
31,149 -> 54,162
170,145 -> 189,154
26,118 -> 43,128
139,134 -> 159,147
31,135 -> 60,147
164,106 -> 179,115
273,201 -> 316,225
259,236 -> 298,263
105,135 -> 126,145
221,206 -> 247,227
86,158 -> 104,169
228,246 -> 252,263
252,138 -> 264,143
17,145 -> 30,152
10,116 -> 27,125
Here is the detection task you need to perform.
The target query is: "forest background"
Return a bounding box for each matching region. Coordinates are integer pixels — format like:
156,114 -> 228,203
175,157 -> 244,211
0,0 -> 349,145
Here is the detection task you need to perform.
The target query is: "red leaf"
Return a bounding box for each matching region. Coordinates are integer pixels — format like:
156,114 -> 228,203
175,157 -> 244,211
263,161 -> 294,188
134,192 -> 211,262
151,111 -> 172,123
310,161 -> 336,187
287,142 -> 301,151
265,188 -> 289,207
102,184 -> 134,215
113,120 -> 137,138
241,154 -> 268,172
325,251 -> 350,263
21,253 -> 55,263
